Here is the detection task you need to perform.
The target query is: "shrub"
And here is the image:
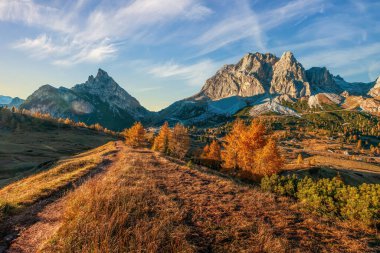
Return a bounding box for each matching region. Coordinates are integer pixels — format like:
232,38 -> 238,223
261,174 -> 380,226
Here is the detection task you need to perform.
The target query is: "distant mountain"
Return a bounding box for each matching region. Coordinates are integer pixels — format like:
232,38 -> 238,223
14,52 -> 380,129
20,69 -> 151,131
0,95 -> 12,105
157,51 -> 380,125
0,95 -> 24,108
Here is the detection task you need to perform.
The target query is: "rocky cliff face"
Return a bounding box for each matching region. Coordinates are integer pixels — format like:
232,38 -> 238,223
368,77 -> 380,97
194,53 -> 278,100
158,51 -> 380,125
20,69 -> 151,130
306,67 -> 342,94
194,51 -> 346,101
270,51 -> 310,98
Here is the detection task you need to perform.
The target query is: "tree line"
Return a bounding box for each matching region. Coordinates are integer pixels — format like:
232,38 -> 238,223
0,106 -> 116,135
122,119 -> 283,181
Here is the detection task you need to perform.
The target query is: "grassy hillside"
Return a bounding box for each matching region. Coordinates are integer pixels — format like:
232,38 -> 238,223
25,146 -> 378,252
0,108 -> 116,187
0,142 -> 118,223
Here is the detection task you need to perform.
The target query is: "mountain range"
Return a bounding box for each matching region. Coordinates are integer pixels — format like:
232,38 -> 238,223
0,95 -> 24,108
4,51 -> 380,130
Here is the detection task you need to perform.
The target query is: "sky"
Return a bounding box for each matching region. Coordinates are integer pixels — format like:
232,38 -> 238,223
0,0 -> 379,111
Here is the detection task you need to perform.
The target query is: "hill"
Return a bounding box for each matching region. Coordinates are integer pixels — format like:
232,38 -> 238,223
1,142 -> 378,252
0,107 -> 115,187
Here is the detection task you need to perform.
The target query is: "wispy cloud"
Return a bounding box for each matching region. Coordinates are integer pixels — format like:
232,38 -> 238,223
299,42 -> 380,81
136,86 -> 162,93
3,0 -> 212,65
149,60 -> 220,87
192,0 -> 325,57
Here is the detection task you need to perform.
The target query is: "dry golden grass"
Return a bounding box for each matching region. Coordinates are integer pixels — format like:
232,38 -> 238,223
37,146 -> 377,253
0,142 -> 117,221
41,152 -> 195,253
305,155 -> 380,172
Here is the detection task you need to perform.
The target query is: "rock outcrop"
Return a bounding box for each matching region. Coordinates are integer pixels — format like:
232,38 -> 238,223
368,77 -> 380,97
194,53 -> 278,100
270,51 -> 310,98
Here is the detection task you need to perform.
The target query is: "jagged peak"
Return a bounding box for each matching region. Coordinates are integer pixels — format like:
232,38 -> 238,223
96,68 -> 109,78
85,69 -> 113,86
280,51 -> 296,61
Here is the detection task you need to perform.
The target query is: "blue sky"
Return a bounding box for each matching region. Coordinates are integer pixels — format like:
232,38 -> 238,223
0,0 -> 379,111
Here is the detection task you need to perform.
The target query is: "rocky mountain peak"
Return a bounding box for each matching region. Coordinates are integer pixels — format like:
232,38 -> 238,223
270,51 -> 310,98
306,67 -> 342,93
96,68 -> 109,78
368,76 -> 380,97
72,69 -> 147,115
193,52 -> 279,101
281,51 -> 295,61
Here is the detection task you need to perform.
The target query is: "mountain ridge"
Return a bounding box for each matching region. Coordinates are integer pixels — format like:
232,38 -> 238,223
19,69 -> 151,130
7,51 -> 380,128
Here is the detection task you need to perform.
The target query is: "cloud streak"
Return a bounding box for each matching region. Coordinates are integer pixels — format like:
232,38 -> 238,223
149,60 -> 220,87
3,0 -> 212,65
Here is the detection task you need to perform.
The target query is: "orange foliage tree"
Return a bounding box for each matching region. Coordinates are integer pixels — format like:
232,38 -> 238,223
201,140 -> 222,168
202,140 -> 221,161
123,122 -> 146,148
222,119 -> 283,180
254,138 -> 283,177
222,119 -> 246,170
168,123 -> 190,159
152,122 -> 170,154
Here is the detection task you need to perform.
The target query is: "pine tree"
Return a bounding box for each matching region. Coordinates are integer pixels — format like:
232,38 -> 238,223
124,122 -> 146,148
152,122 -> 170,153
168,123 -> 190,159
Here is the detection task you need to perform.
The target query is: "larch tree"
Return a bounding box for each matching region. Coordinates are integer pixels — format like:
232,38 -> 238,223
208,140 -> 221,162
297,153 -> 303,165
238,121 -> 266,172
201,140 -> 222,168
124,122 -> 146,148
168,123 -> 190,159
201,144 -> 210,158
222,119 -> 246,170
152,121 -> 170,153
254,138 -> 283,178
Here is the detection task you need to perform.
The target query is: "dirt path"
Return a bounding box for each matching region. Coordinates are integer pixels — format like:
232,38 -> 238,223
3,141 -> 124,253
5,144 -> 380,252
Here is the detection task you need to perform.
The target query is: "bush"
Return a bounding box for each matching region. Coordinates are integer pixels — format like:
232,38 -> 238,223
261,174 -> 380,226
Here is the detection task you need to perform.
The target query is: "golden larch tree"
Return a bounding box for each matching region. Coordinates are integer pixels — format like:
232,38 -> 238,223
152,121 -> 170,153
238,121 -> 266,172
124,122 -> 146,148
297,153 -> 303,165
222,119 -> 246,170
168,123 -> 190,159
254,138 -> 283,178
201,144 -> 210,158
208,140 -> 221,162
